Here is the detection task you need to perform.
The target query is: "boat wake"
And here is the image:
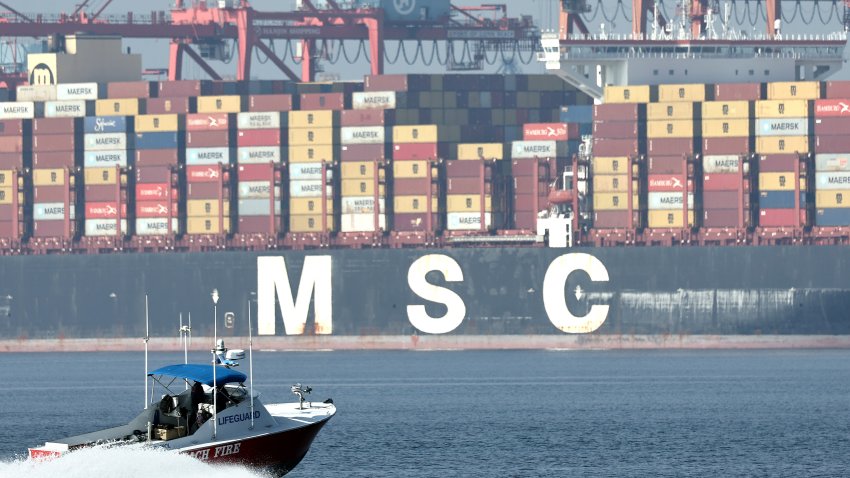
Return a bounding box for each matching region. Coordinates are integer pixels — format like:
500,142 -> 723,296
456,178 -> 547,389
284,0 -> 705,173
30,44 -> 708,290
0,445 -> 272,478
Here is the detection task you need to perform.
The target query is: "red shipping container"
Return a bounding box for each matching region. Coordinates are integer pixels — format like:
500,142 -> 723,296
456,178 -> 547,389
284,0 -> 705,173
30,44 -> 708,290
0,119 -> 24,137
340,144 -> 385,161
648,138 -> 694,156
511,158 -> 554,177
592,121 -> 640,139
107,81 -> 150,99
33,134 -> 75,153
513,176 -> 548,194
136,166 -> 174,183
703,137 -> 750,155
136,200 -> 177,218
392,213 -> 439,231
85,202 -> 125,219
146,97 -> 190,114
300,92 -> 345,111
187,182 -> 226,199
703,191 -> 741,209
814,135 -> 849,154
85,184 -> 125,202
238,215 -> 282,233
33,220 -> 74,238
341,109 -> 386,127
33,185 -> 70,202
0,137 -> 25,153
0,204 -> 18,218
514,193 -> 549,212
0,220 -> 23,238
186,113 -> 229,131
33,151 -> 74,168
825,81 -> 850,99
33,118 -> 75,135
396,178 -> 438,195
591,138 -> 642,157
136,149 -> 178,166
814,99 -> 850,117
0,152 -> 23,169
238,164 -> 277,182
364,74 -> 408,92
158,80 -> 201,98
393,143 -> 438,161
136,183 -> 173,200
186,130 -> 229,148
759,154 -> 798,172
648,156 -> 686,174
703,173 -> 744,191
513,212 -> 541,230
248,94 -> 292,112
714,83 -> 761,101
593,211 -> 639,228
703,208 -> 743,227
445,160 -> 494,178
593,104 -> 641,122
237,130 -> 281,147
523,123 -> 576,141
186,165 -> 224,183
813,117 -> 850,135
759,208 -> 802,227
647,174 -> 690,192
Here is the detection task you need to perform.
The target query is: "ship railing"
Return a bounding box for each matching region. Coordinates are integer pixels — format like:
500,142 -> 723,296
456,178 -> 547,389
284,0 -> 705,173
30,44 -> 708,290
562,31 -> 847,42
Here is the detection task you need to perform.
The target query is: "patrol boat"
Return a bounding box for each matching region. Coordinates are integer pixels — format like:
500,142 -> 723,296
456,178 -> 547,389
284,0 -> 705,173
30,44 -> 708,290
28,340 -> 336,476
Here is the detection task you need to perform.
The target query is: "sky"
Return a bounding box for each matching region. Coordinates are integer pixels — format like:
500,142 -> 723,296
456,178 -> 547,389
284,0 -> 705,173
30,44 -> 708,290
0,0 -> 846,80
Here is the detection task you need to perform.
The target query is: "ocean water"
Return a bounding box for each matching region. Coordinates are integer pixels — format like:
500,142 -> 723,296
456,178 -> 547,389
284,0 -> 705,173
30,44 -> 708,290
0,349 -> 849,477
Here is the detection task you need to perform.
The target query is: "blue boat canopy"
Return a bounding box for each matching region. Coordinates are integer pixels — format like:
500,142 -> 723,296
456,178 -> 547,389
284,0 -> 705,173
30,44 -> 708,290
148,364 -> 247,386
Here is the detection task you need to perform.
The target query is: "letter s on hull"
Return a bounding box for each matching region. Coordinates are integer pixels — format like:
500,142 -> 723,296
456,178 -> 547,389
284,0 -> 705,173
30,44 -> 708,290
257,256 -> 332,335
543,253 -> 610,333
407,254 -> 466,334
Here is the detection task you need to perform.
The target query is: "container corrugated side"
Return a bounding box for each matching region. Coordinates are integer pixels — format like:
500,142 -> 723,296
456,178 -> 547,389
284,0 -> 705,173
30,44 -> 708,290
457,143 -> 503,160
755,137 -> 809,154
702,119 -> 750,138
602,85 -> 650,104
647,102 -> 694,120
766,81 -> 820,100
290,198 -> 334,215
95,99 -> 139,117
394,196 -> 439,213
392,125 -> 438,143
592,192 -> 639,210
0,102 -> 35,119
84,133 -> 127,151
701,101 -> 750,119
657,84 -> 706,103
591,157 -> 631,175
647,210 -> 695,228
135,114 -> 179,133
196,95 -> 241,114
755,100 -> 809,118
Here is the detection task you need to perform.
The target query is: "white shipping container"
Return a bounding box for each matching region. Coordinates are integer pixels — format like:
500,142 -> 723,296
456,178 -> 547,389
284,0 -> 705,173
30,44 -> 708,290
237,146 -> 281,164
648,192 -> 694,210
84,219 -> 128,236
186,147 -> 230,166
84,133 -> 127,151
352,91 -> 396,110
57,82 -> 98,101
702,155 -> 741,174
340,213 -> 386,232
511,141 -> 557,159
289,180 -> 332,198
238,199 -> 282,216
341,196 -> 386,214
84,150 -> 128,168
136,218 -> 180,235
237,112 -> 281,130
34,202 -> 75,221
816,172 -> 850,190
757,118 -> 808,136
447,212 -> 492,230
16,85 -> 56,102
815,154 -> 850,172
0,101 -> 34,119
340,126 -> 385,145
238,181 -> 281,199
289,162 -> 329,181
45,100 -> 86,118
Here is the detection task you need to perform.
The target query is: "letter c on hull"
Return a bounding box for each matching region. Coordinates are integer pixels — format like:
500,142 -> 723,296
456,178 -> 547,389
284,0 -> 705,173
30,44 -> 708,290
543,253 -> 610,333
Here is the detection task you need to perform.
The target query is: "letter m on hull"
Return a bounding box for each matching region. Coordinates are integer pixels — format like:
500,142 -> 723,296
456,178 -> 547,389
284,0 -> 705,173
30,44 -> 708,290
257,256 -> 332,335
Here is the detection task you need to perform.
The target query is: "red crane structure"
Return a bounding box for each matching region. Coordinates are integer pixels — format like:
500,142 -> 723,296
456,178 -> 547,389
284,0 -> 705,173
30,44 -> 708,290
0,0 -> 539,82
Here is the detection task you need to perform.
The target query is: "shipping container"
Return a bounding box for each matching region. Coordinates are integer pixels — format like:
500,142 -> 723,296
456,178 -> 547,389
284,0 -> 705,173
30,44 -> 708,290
186,165 -> 224,183
290,198 -> 333,215
237,163 -> 277,182
85,184 -> 125,202
0,153 -> 23,169
814,99 -> 850,117
288,215 -> 333,233
815,153 -> 850,172
591,121 -> 640,139
647,175 -> 690,192
759,191 -> 805,209
136,166 -> 174,183
56,83 -> 98,101
450,160 -> 497,178
593,210 -> 639,228
393,143 -> 438,160
340,197 -> 384,214
755,100 -> 809,118
593,103 -> 642,122
136,149 -> 179,166
648,192 -> 694,209
592,192 -> 639,210
591,157 -> 631,175
146,97 -> 190,115
703,209 -> 743,227
237,130 -> 281,148
84,219 -> 127,236
196,95 -> 241,114
702,119 -> 750,138
33,185 -> 69,202
33,134 -> 75,153
341,161 -> 381,179
340,213 -> 387,232
647,210 -> 695,228
341,179 -> 384,197
136,114 -> 180,133
648,156 -> 686,174
446,212 -> 491,230
84,202 -> 124,219
657,84 -> 706,103
703,191 -> 741,209
32,220 -> 75,237
511,141 -> 557,159
185,217 -> 231,235
237,146 -> 281,164
340,109 -> 387,127
33,168 -> 67,187
248,94 -> 292,112
447,195 -> 492,212
33,117 -> 75,135
767,81 -> 820,100
186,147 -> 230,166
83,116 -> 127,134
713,83 -> 761,101
813,117 -> 850,135
136,201 -> 177,218
238,199 -> 282,216
522,123 -> 575,141
83,150 -> 128,168
289,110 -> 335,128
816,171 -> 850,190
591,174 -> 632,193
237,181 -> 279,199
399,178 -> 439,195
135,132 -> 179,150
394,195 -> 439,213
0,137 -> 25,154
289,180 -> 333,198
352,91 -> 396,110
107,81 -> 150,99
84,167 -> 121,185
290,163 -> 329,181
7,100 -> 42,117
340,126 -> 385,145
393,161 -> 436,179
186,113 -> 229,131
757,118 -> 808,136
647,102 -> 694,120
289,145 -> 334,163
393,125 -> 438,143
703,137 -> 750,155
755,136 -> 809,154
703,155 -> 742,174
187,199 -> 230,216
815,135 -> 850,154
701,101 -> 750,119
647,120 -> 695,139
45,100 -> 86,118
0,119 -> 24,137
84,133 -> 126,151
647,138 -> 693,155
237,112 -> 281,130
16,85 -> 56,102
760,172 -> 798,191
135,217 -> 180,235
603,85 -> 651,104
288,128 -> 334,146
759,208 -> 802,227
186,130 -> 229,148
300,92 -> 345,111
703,173 -> 744,191
95,98 -> 139,117
33,202 -> 74,221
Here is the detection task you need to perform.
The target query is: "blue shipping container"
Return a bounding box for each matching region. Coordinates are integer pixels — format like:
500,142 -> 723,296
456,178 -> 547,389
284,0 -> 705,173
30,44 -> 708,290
560,105 -> 593,124
758,191 -> 807,209
815,208 -> 850,226
134,132 -> 179,150
84,116 -> 127,134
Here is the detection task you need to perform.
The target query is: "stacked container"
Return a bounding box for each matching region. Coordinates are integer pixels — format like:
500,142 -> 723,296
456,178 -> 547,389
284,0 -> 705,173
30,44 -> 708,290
339,92 -> 393,234
134,114 -> 180,236
82,115 -> 128,237
32,117 -> 78,239
288,110 -> 335,233
510,140 -> 552,230
755,88 -> 812,227
591,99 -> 644,228
392,125 -> 440,232
236,111 -> 283,235
813,98 -> 850,225
446,143 -> 502,232
0,118 -> 29,239
185,112 -> 232,235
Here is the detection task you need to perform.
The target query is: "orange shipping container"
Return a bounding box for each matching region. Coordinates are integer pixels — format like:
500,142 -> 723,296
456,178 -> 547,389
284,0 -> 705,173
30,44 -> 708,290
289,214 -> 334,232
657,84 -> 706,102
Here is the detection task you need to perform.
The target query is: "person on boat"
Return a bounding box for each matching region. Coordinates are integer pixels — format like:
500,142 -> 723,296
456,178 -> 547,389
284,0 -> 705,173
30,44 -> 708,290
215,385 -> 230,413
189,381 -> 206,433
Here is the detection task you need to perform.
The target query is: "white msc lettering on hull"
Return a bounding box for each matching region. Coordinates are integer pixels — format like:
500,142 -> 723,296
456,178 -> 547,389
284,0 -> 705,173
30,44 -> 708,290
257,256 -> 332,335
406,255 -> 467,334
543,253 -> 610,333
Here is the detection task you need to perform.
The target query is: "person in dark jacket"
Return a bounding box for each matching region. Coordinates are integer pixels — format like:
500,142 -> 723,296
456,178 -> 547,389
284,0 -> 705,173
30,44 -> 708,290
189,381 -> 206,432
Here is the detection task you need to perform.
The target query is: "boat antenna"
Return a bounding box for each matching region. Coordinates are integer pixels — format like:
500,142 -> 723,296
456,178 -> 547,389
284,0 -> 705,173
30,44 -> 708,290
179,312 -> 192,389
211,288 -> 219,440
248,292 -> 255,430
144,294 -> 150,409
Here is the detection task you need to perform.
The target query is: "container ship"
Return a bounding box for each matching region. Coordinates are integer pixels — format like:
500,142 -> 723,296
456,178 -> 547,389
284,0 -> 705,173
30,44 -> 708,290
0,1 -> 850,347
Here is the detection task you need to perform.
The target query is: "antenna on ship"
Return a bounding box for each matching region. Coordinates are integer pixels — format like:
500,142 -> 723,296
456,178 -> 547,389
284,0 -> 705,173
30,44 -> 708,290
211,288 -> 219,440
144,294 -> 149,410
179,312 -> 192,389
